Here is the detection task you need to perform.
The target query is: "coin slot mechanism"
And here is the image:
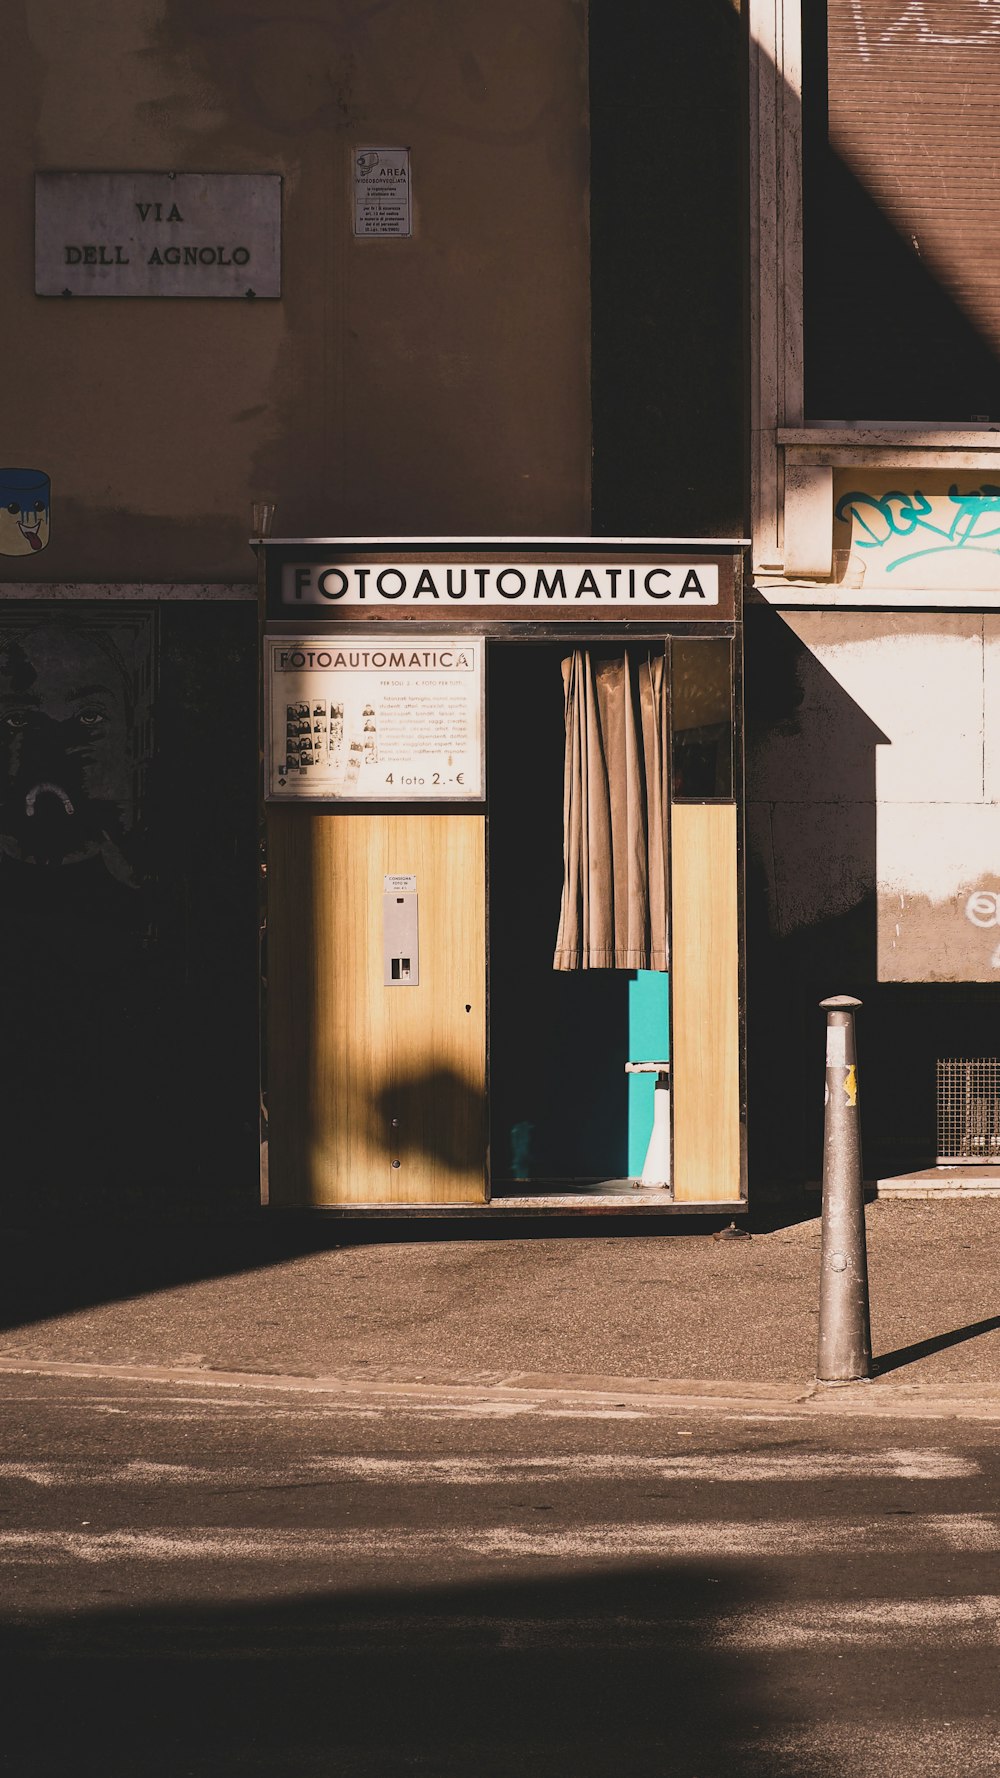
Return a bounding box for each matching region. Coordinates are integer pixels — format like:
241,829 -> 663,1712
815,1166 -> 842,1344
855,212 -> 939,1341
383,887 -> 419,986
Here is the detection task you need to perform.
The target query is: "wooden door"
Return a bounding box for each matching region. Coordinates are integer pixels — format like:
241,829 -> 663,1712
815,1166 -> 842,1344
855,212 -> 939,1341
267,810 -> 486,1204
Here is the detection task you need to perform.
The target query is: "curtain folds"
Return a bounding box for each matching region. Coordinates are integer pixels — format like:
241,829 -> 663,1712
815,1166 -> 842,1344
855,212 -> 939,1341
552,647 -> 669,972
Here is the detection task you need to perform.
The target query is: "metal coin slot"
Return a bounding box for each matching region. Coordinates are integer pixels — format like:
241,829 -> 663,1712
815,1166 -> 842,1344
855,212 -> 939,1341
383,887 -> 419,986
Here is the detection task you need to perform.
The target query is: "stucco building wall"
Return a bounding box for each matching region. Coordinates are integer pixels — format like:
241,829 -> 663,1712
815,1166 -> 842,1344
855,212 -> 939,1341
4,0 -> 591,582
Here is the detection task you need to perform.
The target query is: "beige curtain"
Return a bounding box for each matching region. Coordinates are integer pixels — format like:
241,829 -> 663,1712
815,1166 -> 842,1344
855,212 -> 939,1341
553,647 -> 669,971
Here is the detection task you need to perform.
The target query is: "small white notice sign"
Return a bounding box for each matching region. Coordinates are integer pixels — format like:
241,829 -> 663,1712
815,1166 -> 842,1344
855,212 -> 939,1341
353,148 -> 411,237
384,875 -> 417,893
266,634 -> 483,801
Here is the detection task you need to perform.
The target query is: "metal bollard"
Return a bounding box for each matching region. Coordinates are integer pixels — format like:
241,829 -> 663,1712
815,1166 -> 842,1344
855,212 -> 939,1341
817,996 -> 872,1383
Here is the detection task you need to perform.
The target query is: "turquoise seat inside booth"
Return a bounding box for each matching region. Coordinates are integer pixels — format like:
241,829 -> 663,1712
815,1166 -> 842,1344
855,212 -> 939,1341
627,970 -> 670,1178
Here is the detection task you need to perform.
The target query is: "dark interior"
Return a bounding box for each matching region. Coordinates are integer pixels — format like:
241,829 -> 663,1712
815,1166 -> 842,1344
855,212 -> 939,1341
487,642 -> 630,1184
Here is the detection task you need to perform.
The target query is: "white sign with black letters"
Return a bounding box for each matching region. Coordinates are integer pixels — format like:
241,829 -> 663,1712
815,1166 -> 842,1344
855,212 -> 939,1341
35,173 -> 281,297
281,560 -> 719,607
266,634 -> 483,801
352,148 -> 411,237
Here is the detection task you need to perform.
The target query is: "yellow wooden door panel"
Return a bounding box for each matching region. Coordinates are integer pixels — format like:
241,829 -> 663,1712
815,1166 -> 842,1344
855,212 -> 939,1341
268,810 -> 486,1204
671,802 -> 742,1202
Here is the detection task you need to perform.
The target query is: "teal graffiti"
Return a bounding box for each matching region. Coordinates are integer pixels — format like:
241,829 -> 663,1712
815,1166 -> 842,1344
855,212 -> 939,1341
835,485 -> 1000,571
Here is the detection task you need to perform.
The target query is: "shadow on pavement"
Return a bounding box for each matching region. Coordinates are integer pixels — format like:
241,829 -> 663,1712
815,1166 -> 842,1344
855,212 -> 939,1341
873,1314 -> 1000,1378
0,1209 -> 778,1336
0,1561 -> 804,1778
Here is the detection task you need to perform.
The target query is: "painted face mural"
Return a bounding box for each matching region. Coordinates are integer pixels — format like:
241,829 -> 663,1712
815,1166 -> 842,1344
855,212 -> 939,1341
0,469 -> 51,556
0,617 -> 153,879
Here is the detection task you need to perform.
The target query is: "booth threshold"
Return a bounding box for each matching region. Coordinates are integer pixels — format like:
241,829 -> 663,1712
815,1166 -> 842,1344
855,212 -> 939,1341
283,1195 -> 747,1219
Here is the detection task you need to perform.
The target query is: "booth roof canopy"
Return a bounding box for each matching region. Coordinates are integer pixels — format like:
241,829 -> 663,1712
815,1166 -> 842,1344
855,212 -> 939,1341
253,535 -> 752,547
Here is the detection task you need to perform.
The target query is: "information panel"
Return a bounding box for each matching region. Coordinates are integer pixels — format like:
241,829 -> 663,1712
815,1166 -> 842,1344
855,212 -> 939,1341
266,633 -> 483,801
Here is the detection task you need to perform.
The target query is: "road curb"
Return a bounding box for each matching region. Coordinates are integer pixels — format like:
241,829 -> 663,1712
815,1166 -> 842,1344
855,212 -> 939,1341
2,1355 -> 1000,1421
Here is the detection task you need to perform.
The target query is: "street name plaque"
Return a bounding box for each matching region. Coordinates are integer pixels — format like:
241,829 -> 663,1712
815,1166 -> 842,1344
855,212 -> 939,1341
35,172 -> 282,298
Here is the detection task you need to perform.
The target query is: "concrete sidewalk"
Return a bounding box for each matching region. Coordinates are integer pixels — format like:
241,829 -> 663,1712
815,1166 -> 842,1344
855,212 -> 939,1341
0,1201 -> 997,1401
5,1353 -> 1000,1424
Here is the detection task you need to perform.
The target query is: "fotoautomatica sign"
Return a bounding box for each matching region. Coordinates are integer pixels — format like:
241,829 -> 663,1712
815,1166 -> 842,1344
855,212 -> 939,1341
281,559 -> 720,608
265,634 -> 484,801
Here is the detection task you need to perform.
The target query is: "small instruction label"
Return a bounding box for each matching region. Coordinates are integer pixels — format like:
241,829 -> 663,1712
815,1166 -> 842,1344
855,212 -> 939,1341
826,1025 -> 847,1065
353,148 -> 411,237
384,874 -> 417,893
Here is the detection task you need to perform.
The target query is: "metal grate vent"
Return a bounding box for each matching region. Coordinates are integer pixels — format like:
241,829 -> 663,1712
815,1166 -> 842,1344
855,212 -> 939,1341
937,1059 -> 1000,1165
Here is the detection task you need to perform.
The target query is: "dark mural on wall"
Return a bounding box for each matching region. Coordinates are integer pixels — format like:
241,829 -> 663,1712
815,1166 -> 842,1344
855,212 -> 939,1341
0,612 -> 153,887
0,602 -> 259,1220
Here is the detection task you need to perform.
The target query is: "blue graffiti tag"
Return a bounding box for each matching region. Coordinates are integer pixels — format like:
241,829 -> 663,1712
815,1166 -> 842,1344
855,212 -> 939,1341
835,485 -> 1000,570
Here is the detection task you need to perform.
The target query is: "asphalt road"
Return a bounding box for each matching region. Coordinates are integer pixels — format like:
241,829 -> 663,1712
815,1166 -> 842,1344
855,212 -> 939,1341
1,1370 -> 998,1777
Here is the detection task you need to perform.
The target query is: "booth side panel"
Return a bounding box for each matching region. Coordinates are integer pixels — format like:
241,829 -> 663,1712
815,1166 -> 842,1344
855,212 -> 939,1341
671,803 -> 742,1202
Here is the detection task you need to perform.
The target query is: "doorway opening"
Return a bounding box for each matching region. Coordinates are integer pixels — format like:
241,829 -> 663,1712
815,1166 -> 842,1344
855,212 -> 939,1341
487,642 -> 672,1202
